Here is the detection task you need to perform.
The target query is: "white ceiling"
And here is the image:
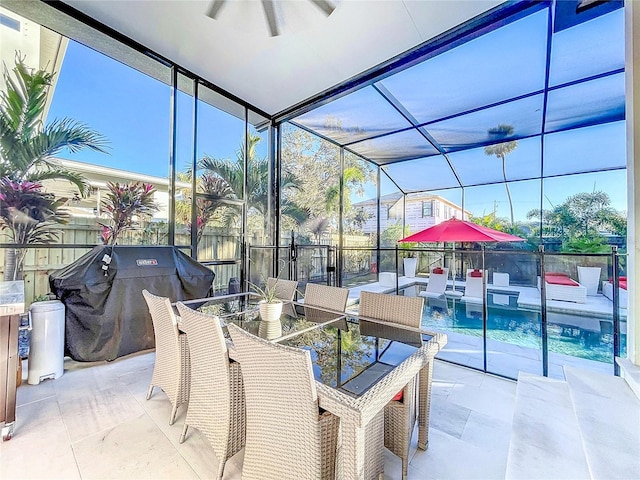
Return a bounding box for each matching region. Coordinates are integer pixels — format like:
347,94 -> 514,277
61,0 -> 503,116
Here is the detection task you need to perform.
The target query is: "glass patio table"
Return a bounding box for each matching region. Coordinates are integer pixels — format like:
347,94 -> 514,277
178,295 -> 347,341
177,293 -> 447,479
278,316 -> 446,478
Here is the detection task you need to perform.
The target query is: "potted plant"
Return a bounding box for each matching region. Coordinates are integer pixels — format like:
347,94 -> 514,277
249,278 -> 284,322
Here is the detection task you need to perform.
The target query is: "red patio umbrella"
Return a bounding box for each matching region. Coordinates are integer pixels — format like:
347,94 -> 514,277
398,218 -> 525,294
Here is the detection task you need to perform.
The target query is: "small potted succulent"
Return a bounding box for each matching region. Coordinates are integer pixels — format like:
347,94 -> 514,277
250,278 -> 283,322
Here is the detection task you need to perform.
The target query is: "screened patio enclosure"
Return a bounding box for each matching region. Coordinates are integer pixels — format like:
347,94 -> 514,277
286,1 -> 625,211
264,0 -> 629,380
0,0 -> 632,381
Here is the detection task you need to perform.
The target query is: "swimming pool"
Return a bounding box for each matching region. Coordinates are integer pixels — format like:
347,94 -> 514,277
416,289 -> 624,364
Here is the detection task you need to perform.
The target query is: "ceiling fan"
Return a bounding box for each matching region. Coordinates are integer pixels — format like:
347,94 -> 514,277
206,0 -> 336,37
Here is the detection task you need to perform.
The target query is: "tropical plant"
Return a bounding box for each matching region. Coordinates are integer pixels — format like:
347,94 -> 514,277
280,125 -> 374,241
484,124 -> 518,227
526,190 -> 626,252
0,53 -> 108,280
562,236 -> 609,253
198,133 -> 307,236
0,177 -> 69,280
0,54 -> 108,193
248,260 -> 292,304
175,171 -> 235,244
99,181 -> 159,245
248,279 -> 281,304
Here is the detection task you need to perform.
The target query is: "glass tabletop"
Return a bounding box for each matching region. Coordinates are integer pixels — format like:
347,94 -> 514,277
185,297 -> 346,341
278,318 -> 433,398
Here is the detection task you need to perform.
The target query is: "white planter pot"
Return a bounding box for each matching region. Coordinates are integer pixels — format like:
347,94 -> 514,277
258,319 -> 282,340
259,300 -> 283,322
404,257 -> 417,278
577,266 -> 601,296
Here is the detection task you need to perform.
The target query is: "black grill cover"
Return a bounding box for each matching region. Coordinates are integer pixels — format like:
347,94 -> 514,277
50,246 -> 214,362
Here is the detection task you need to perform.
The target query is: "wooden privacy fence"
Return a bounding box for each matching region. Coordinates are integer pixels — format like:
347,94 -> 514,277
1,221 -> 242,305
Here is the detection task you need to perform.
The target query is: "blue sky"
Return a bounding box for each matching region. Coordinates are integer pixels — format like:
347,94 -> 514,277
48,41 -> 257,177
48,35 -> 627,222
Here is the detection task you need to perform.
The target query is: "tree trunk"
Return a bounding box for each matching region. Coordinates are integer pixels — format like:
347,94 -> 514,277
3,248 -> 24,281
501,155 -> 515,226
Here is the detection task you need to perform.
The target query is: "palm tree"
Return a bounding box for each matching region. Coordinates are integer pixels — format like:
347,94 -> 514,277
175,171 -> 235,245
198,134 -> 307,235
0,54 -> 108,280
484,124 -> 518,227
0,54 -> 108,193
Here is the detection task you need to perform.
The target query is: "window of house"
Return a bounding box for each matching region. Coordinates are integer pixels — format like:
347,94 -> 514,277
422,200 -> 433,217
0,14 -> 20,31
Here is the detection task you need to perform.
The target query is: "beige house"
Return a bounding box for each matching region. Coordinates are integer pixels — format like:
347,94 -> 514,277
43,158 -> 187,222
354,192 -> 469,236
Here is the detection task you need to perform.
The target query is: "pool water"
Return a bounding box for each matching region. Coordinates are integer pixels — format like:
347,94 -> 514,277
419,291 -> 621,364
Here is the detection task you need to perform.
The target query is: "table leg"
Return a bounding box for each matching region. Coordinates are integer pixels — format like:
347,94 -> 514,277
417,360 -> 433,450
338,410 -> 384,480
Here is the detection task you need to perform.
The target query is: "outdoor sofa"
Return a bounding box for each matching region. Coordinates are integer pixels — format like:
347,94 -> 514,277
537,272 -> 587,304
603,277 -> 628,308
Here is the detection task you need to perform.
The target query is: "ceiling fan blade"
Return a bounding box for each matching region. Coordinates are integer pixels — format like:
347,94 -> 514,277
262,0 -> 279,37
309,0 -> 335,17
206,0 -> 226,19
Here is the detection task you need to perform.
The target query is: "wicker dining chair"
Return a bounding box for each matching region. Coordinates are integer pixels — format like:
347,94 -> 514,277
359,291 -> 425,480
175,303 -> 245,480
227,323 -> 339,480
266,277 -> 299,301
304,283 -> 349,312
142,289 -> 190,425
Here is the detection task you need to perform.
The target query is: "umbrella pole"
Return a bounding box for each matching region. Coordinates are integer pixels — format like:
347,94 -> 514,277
446,243 -> 462,298
452,244 -> 456,291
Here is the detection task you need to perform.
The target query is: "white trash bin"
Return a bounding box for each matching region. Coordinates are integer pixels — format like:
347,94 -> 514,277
28,300 -> 65,385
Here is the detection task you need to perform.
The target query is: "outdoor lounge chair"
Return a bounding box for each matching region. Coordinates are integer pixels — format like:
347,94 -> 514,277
266,277 -> 298,301
304,283 -> 349,312
603,277 -> 628,308
175,303 -> 245,480
227,323 -> 339,480
461,269 -> 485,304
142,290 -> 190,425
538,272 -> 587,303
419,267 -> 449,298
359,291 -> 424,480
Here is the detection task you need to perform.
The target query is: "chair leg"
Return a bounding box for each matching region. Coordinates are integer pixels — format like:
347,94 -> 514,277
402,458 -> 408,480
179,423 -> 189,444
215,460 -> 226,480
146,384 -> 154,400
169,404 -> 178,425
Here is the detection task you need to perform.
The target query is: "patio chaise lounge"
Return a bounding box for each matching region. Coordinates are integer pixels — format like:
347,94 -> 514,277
538,272 -> 587,304
461,269 -> 485,304
603,277 -> 628,308
419,267 -> 449,298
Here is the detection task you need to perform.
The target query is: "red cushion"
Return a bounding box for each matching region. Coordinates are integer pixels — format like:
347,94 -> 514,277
392,390 -> 404,402
546,272 -> 569,277
608,277 -> 627,289
470,269 -> 482,278
432,267 -> 444,274
546,274 -> 579,286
